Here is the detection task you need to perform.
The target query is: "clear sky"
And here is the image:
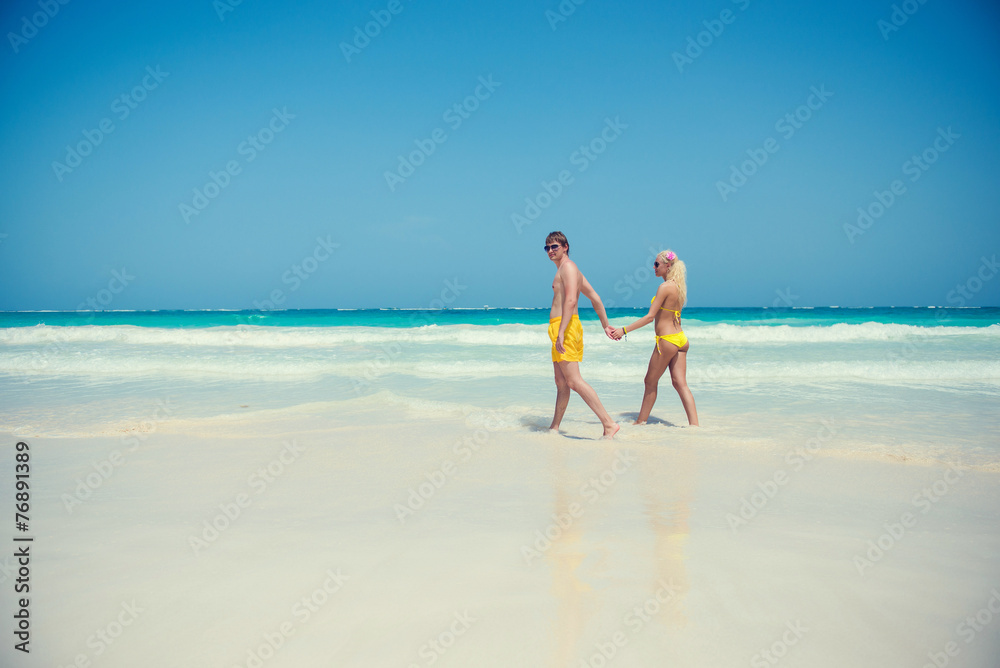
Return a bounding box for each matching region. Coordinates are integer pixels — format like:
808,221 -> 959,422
1,0 -> 998,310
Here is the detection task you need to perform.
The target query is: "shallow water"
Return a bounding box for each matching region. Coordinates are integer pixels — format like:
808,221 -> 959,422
2,309 -> 997,468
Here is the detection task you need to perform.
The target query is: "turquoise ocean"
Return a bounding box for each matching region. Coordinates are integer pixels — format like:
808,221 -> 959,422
1,307 -> 998,466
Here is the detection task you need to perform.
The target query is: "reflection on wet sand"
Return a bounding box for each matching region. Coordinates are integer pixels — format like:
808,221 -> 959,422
546,444 -> 597,667
639,447 -> 694,626
544,442 -> 695,665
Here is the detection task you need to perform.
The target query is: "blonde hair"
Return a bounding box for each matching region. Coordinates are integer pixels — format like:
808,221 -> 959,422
657,250 -> 687,307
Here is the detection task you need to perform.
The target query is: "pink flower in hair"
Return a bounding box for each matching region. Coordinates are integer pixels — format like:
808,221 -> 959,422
666,252 -> 677,261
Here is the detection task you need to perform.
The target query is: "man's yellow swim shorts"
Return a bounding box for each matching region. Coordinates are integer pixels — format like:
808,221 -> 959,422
549,315 -> 584,362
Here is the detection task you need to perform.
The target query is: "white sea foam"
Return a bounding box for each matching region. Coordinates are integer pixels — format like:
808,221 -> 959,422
2,321 -> 998,387
691,322 -> 1000,343
3,350 -> 998,386
1,322 -> 997,349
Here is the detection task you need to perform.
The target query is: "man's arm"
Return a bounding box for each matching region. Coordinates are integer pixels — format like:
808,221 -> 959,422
580,274 -> 611,329
556,265 -> 580,350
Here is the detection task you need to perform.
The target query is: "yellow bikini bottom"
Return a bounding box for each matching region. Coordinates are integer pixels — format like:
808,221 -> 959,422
655,331 -> 687,353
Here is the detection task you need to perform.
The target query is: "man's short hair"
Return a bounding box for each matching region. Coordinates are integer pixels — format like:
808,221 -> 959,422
546,231 -> 569,254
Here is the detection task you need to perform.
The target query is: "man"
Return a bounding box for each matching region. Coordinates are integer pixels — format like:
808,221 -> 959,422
544,231 -> 620,438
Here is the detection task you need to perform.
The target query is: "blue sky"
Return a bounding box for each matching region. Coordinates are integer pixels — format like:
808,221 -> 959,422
1,0 -> 998,309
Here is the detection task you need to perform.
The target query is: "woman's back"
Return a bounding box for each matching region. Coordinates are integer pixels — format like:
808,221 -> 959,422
654,280 -> 683,334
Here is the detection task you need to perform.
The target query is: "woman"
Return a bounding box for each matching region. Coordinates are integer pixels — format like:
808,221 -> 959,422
611,250 -> 699,426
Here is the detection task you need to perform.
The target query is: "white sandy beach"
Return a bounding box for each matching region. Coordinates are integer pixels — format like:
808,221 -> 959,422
4,391 -> 1000,668
4,0 -> 1000,663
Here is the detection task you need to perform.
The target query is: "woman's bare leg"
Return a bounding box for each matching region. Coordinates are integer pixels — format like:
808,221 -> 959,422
668,347 -> 699,426
636,344 -> 674,424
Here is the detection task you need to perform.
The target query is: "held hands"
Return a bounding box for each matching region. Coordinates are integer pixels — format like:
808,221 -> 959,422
605,325 -> 624,341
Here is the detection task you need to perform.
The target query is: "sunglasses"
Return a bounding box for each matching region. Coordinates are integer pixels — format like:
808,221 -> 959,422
543,244 -> 563,252
654,262 -> 660,267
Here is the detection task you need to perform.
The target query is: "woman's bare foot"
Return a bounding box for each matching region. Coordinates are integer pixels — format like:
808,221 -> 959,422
633,419 -> 646,425
603,423 -> 620,439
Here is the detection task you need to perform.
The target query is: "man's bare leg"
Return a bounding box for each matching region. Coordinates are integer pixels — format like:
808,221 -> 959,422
549,362 -> 571,431
557,361 -> 620,438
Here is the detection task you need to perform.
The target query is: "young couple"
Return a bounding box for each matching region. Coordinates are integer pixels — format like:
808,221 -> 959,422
545,230 -> 699,439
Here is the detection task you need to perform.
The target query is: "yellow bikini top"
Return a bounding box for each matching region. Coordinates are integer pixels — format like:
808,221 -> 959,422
652,297 -> 681,324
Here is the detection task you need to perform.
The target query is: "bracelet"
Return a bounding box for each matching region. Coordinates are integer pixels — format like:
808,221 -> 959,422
622,326 -> 627,340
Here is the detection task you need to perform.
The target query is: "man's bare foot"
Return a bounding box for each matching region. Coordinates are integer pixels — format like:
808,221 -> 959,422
603,423 -> 620,439
632,419 -> 646,425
